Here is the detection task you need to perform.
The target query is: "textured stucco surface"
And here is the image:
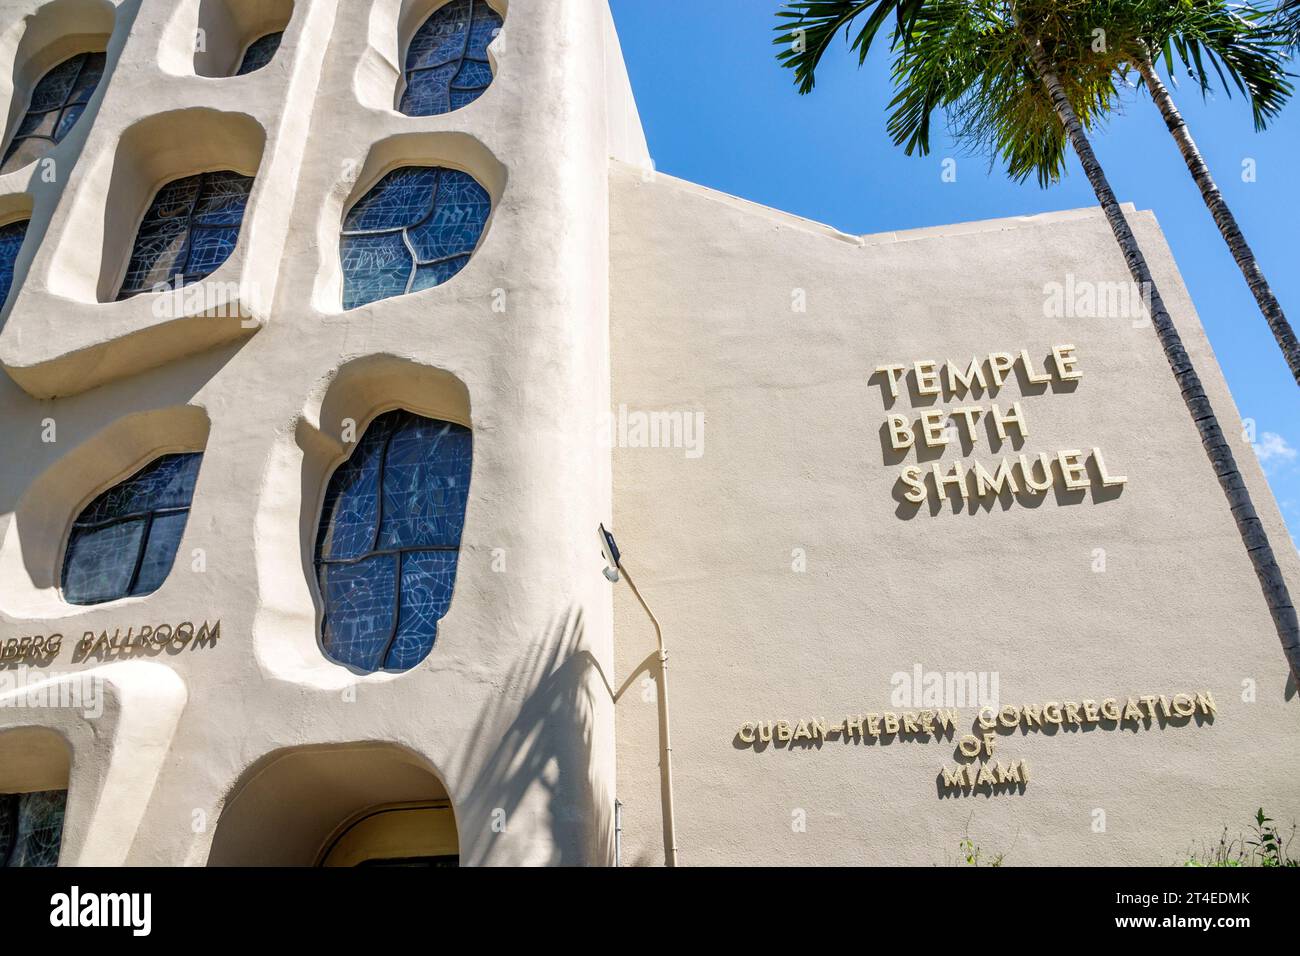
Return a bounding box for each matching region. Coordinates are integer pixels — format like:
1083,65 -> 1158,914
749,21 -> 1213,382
609,163 -> 1300,866
0,0 -> 648,866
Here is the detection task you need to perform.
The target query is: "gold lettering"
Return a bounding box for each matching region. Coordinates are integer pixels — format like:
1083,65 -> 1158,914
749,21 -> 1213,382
1052,344 -> 1082,380
919,410 -> 948,448
973,458 -> 1019,497
1057,450 -> 1088,490
950,406 -> 983,444
990,402 -> 1028,442
899,466 -> 927,503
931,461 -> 969,500
946,358 -> 989,396
941,766 -> 968,788
914,360 -> 942,396
1019,349 -> 1053,384
1092,447 -> 1128,487
875,364 -> 908,400
887,415 -> 914,451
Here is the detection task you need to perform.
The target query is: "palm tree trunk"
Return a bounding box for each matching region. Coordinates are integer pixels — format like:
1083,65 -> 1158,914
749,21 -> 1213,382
1026,36 -> 1300,686
1137,55 -> 1300,388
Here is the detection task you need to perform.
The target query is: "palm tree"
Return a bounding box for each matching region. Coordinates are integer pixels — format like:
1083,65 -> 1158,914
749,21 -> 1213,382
1277,0 -> 1300,45
1086,1 -> 1300,387
775,0 -> 1300,683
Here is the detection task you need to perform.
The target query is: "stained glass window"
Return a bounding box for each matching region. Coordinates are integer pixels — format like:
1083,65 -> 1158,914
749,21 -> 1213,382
0,219 -> 30,310
399,0 -> 500,116
1,51 -> 106,174
340,166 -> 489,309
315,410 -> 472,672
63,453 -> 202,605
0,790 -> 67,867
236,32 -> 283,75
117,171 -> 254,300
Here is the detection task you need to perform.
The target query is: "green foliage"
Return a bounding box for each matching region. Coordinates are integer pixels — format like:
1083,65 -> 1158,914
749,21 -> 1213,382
772,0 -> 1294,187
955,834 -> 1006,866
1183,808 -> 1299,867
1275,0 -> 1300,47
774,1 -> 927,93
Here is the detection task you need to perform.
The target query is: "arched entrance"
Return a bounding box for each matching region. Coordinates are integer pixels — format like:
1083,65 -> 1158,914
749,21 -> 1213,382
208,742 -> 457,866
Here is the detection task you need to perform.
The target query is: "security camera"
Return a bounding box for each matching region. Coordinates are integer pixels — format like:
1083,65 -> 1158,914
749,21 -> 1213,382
598,523 -> 621,582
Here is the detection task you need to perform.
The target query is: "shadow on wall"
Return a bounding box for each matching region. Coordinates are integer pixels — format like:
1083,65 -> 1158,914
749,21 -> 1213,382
192,0 -> 294,78
456,606 -> 615,866
0,343 -> 242,620
0,0 -> 118,169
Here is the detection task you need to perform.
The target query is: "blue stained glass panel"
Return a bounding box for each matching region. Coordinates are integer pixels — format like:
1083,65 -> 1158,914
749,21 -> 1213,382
30,58 -> 80,111
340,166 -> 489,309
318,555 -> 398,671
236,32 -> 283,76
317,425 -> 385,560
117,171 -> 254,300
0,220 -> 30,309
133,510 -> 191,595
315,410 -> 472,672
386,549 -> 459,671
343,167 -> 439,232
2,52 -> 106,174
411,258 -> 470,294
62,520 -> 145,604
0,791 -> 67,868
17,110 -> 58,139
62,453 -> 202,606
399,0 -> 501,117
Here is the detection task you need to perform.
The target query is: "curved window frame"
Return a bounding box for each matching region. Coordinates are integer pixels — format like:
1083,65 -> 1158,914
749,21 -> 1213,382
61,452 -> 203,606
313,408 -> 472,672
397,0 -> 501,117
1,51 -> 107,174
0,218 -> 31,311
116,169 -> 255,301
235,31 -> 284,75
339,164 -> 491,310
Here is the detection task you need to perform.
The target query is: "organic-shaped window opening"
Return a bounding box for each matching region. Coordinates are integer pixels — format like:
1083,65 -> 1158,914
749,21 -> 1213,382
1,51 -> 106,174
340,165 -> 489,309
0,219 -> 30,309
117,170 -> 254,300
236,31 -> 283,75
399,0 -> 500,117
315,409 -> 471,672
62,452 -> 202,605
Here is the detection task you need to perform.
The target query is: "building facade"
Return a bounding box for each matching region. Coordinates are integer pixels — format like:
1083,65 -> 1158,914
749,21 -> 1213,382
0,0 -> 1297,867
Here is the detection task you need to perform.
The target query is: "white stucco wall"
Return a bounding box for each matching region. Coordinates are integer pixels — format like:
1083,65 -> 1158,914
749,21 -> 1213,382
609,163 -> 1300,866
0,0 -> 637,866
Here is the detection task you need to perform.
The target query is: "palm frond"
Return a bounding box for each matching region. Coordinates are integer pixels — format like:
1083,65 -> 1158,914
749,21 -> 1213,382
774,0 -> 925,93
1156,1 -> 1294,130
1275,0 -> 1300,47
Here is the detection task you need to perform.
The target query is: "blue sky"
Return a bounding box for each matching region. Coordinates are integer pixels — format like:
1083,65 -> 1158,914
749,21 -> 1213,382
608,0 -> 1300,548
